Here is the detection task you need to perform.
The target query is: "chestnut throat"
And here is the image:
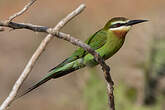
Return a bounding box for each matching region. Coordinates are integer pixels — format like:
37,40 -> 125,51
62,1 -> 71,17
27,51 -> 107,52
112,30 -> 128,38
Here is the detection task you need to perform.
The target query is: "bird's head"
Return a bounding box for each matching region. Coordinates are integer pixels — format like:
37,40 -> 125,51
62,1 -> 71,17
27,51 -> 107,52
104,17 -> 148,38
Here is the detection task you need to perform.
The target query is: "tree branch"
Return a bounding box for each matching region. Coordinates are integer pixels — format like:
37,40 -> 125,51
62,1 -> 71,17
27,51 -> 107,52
0,2 -> 115,110
8,0 -> 37,22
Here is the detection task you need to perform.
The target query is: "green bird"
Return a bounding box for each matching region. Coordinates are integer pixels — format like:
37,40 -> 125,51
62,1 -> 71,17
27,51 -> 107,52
19,17 -> 147,98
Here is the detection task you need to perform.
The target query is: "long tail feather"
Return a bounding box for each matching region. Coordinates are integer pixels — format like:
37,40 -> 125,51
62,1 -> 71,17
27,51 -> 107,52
15,74 -> 53,100
15,59 -> 85,100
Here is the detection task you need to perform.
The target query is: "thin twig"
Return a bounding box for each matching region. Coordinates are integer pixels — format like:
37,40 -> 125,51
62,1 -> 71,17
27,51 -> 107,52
7,0 -> 37,22
0,21 -> 49,32
0,4 -> 86,110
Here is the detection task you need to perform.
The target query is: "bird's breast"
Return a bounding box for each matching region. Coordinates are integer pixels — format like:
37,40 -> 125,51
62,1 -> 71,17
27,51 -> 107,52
102,33 -> 125,60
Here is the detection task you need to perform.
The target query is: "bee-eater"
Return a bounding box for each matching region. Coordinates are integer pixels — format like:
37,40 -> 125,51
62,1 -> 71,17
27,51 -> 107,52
19,17 -> 147,98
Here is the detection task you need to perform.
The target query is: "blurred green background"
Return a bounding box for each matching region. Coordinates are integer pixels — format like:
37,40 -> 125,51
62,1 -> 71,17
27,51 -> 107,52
0,0 -> 165,110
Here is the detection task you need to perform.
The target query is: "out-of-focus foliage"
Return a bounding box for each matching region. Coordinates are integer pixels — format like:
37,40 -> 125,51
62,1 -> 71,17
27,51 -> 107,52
83,69 -> 108,110
150,38 -> 165,77
144,37 -> 165,105
84,69 -> 163,110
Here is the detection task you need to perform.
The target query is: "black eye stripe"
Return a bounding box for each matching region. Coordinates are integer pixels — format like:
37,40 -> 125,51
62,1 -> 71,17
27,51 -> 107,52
110,23 -> 126,28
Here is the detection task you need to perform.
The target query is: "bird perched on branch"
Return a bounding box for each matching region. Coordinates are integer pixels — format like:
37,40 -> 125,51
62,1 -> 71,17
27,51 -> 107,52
18,17 -> 148,98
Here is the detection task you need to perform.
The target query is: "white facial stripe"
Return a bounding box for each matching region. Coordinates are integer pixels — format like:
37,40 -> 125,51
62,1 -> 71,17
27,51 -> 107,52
111,21 -> 125,25
109,26 -> 131,31
111,20 -> 130,25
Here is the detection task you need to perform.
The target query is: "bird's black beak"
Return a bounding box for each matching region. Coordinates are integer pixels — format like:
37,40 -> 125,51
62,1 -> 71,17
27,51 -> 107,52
126,20 -> 148,26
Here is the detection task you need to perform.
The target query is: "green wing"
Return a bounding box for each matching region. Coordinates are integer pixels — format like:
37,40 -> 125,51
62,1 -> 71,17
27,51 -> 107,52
49,29 -> 107,71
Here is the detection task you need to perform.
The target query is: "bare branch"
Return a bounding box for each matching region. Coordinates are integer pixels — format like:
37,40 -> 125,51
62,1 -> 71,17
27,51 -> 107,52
0,21 -> 49,32
7,0 -> 37,23
0,4 -> 85,110
0,2 -> 115,110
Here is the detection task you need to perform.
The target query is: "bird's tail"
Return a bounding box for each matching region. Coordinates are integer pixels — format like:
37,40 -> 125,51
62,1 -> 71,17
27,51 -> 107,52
15,59 -> 85,100
15,71 -> 54,100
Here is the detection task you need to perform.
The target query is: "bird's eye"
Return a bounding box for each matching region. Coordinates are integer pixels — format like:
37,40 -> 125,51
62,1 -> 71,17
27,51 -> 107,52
110,23 -> 122,28
115,23 -> 121,27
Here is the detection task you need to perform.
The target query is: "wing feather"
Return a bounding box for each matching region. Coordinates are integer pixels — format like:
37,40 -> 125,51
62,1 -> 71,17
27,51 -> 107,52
49,29 -> 107,71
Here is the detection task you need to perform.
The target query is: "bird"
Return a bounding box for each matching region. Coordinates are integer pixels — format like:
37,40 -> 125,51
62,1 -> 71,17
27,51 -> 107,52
18,17 -> 148,98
